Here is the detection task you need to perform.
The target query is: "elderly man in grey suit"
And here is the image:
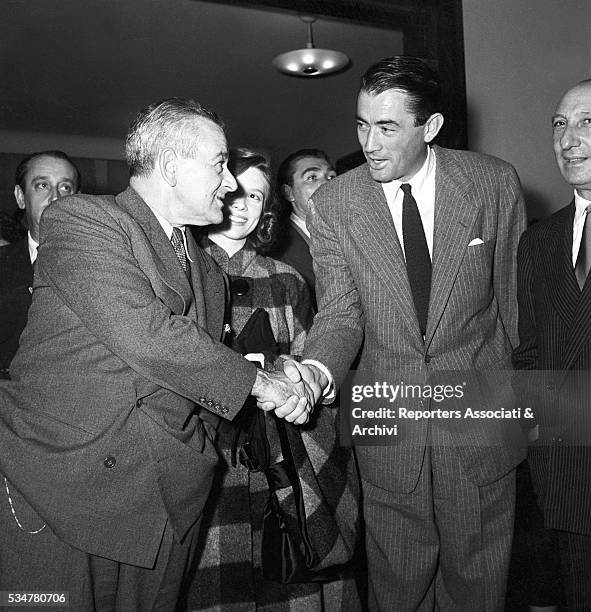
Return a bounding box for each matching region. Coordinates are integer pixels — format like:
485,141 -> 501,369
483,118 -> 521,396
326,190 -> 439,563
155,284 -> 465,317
0,98 -> 311,610
279,57 -> 528,610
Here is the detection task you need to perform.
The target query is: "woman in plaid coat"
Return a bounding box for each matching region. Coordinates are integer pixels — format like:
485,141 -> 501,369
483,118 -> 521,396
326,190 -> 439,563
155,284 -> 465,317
184,149 -> 360,611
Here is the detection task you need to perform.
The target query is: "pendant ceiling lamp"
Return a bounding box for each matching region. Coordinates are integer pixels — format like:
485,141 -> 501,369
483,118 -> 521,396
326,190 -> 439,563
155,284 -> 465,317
272,16 -> 350,77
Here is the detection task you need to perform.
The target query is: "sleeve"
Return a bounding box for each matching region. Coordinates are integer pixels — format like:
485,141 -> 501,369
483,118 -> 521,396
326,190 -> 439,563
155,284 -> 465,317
39,197 -> 256,418
302,195 -> 364,390
512,228 -> 539,371
494,164 -> 528,349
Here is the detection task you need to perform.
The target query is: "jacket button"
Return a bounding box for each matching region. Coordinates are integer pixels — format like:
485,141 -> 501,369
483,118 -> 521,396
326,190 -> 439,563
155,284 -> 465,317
222,406 -> 229,415
424,354 -> 431,364
199,396 -> 206,403
136,398 -> 143,407
103,456 -> 116,469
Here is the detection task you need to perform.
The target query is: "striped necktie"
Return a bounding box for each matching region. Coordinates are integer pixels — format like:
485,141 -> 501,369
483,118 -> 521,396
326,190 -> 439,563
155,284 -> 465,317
171,227 -> 189,276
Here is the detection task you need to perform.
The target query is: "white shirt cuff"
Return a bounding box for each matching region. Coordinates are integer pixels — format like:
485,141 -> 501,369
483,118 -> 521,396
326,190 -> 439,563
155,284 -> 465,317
301,359 -> 336,403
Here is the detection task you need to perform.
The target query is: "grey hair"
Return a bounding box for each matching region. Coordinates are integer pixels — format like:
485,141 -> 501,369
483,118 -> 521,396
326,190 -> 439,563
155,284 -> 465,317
125,97 -> 224,177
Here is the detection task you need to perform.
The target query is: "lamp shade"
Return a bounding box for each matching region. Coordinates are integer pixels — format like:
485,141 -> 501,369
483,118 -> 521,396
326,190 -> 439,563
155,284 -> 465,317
272,47 -> 350,77
272,16 -> 350,77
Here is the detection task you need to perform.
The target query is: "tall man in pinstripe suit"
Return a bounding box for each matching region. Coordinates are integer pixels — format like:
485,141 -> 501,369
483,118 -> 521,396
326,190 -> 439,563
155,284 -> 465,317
513,79 -> 591,609
281,57 -> 527,610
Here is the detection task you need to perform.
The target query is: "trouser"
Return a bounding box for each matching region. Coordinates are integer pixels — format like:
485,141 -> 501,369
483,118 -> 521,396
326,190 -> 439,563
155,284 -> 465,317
0,476 -> 200,612
361,440 -> 516,611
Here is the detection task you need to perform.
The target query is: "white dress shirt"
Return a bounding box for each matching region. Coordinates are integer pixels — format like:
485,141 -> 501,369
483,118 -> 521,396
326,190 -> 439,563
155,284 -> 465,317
28,232 -> 39,264
571,190 -> 591,267
147,206 -> 193,263
381,145 -> 436,260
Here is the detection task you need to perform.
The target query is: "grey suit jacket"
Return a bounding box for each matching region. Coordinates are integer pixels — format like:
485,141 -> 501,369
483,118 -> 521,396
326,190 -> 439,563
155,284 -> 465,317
0,187 -> 256,566
303,145 -> 527,492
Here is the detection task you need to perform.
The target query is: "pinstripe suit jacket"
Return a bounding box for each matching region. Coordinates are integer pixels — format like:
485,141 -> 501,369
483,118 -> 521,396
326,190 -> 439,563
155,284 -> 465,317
513,201 -> 591,535
303,145 -> 527,493
0,187 -> 257,566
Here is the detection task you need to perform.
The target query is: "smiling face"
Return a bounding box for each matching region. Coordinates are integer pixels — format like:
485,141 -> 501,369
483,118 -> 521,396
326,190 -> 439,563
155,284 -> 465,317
553,81 -> 591,199
14,154 -> 79,242
356,89 -> 442,183
172,118 -> 237,226
220,166 -> 268,242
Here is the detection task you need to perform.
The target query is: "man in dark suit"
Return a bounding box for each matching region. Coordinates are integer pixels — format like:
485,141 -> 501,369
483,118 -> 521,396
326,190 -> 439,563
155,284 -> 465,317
0,98 -> 311,610
513,79 -> 591,609
0,150 -> 80,378
281,57 -> 527,610
276,149 -> 336,307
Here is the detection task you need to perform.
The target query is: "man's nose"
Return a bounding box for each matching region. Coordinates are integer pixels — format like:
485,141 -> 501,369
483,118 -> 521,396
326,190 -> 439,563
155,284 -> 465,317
364,127 -> 381,153
224,167 -> 238,193
49,186 -> 60,202
561,124 -> 581,150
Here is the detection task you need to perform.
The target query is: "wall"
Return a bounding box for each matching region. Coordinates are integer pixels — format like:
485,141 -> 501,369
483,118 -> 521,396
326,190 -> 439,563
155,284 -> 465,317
463,0 -> 591,220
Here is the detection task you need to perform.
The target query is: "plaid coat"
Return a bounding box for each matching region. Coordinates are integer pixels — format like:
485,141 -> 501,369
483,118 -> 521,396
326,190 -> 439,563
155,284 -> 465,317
184,240 -> 361,611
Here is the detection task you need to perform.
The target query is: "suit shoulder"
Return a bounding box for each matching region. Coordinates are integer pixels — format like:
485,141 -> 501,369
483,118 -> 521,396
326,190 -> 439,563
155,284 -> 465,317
310,163 -> 369,212
522,202 -> 571,241
438,146 -> 517,175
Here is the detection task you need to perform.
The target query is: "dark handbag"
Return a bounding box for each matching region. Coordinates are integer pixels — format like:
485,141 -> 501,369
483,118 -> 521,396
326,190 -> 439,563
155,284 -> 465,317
261,409 -> 360,584
227,303 -> 360,583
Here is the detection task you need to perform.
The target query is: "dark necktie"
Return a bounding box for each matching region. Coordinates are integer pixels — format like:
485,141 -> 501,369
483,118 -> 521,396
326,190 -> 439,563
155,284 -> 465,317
171,227 -> 189,276
401,183 -> 431,336
575,206 -> 591,290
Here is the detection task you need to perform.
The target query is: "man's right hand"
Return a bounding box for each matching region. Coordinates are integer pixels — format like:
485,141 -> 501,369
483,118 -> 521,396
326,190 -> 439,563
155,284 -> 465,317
251,367 -> 313,425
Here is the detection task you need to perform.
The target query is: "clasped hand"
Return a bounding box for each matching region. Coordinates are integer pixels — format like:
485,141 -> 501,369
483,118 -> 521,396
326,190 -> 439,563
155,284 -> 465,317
251,360 -> 326,425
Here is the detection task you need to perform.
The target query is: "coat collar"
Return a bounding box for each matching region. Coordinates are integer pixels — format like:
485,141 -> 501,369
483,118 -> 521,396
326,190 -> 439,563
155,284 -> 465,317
114,186 -> 226,337
544,201 -> 591,372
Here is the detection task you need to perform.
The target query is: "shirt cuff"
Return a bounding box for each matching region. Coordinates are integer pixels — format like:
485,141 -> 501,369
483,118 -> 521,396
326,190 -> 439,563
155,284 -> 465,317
301,359 -> 336,404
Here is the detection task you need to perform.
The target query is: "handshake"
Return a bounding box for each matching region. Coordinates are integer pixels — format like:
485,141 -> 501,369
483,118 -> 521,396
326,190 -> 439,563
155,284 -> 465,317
251,360 -> 329,425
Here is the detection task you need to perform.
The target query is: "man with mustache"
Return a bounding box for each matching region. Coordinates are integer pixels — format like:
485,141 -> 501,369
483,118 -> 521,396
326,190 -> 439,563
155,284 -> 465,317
0,98 -> 311,610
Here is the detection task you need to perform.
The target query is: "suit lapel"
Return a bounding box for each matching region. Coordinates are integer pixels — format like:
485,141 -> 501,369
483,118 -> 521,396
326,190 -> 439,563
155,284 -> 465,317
348,167 -> 420,337
544,203 -> 578,330
115,187 -> 194,314
426,147 -> 480,344
186,232 -> 226,339
556,202 -> 591,371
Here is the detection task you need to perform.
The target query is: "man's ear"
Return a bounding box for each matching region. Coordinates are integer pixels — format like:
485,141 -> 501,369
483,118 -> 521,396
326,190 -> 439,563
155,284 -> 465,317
281,183 -> 294,202
159,149 -> 178,187
14,185 -> 26,210
423,113 -> 444,144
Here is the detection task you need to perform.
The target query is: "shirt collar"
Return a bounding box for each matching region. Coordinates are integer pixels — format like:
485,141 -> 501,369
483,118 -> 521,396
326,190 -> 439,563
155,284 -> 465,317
27,232 -> 39,264
383,145 -> 435,198
145,205 -> 193,262
574,190 -> 591,220
290,212 -> 309,238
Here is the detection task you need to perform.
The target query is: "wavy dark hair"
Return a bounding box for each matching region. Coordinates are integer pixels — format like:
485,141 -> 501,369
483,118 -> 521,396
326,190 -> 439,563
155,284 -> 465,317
226,147 -> 281,256
360,56 -> 442,126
